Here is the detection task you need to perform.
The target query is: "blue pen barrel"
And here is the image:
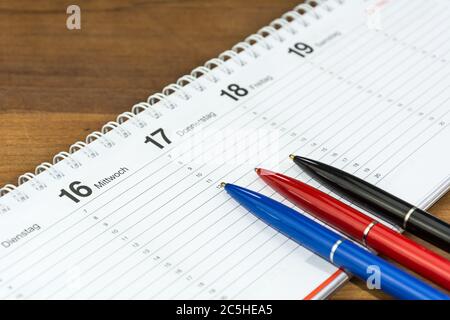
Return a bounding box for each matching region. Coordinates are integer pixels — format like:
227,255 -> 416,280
333,241 -> 449,300
224,183 -> 341,258
224,183 -> 449,300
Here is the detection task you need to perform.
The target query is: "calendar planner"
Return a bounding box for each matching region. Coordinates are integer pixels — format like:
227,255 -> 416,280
0,0 -> 449,299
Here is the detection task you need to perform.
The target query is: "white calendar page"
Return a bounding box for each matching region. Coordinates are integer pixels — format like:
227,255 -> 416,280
0,0 -> 449,300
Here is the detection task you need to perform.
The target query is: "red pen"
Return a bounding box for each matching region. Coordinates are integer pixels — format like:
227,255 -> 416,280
256,168 -> 450,290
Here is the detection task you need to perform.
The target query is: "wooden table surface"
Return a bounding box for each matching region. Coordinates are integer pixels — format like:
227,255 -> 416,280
0,0 -> 448,300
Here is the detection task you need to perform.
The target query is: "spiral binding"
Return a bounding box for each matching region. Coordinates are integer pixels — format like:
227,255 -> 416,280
0,0 -> 345,201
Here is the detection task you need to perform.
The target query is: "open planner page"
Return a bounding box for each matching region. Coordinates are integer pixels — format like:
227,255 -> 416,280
0,0 -> 449,299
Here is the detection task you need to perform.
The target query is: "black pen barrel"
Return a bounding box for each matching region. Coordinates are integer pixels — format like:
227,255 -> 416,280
407,208 -> 450,251
292,155 -> 450,252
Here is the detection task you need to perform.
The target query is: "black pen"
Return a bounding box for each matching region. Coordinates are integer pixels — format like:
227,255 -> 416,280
290,155 -> 450,252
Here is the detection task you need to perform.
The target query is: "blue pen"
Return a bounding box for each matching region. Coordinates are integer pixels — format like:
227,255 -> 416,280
222,183 -> 449,300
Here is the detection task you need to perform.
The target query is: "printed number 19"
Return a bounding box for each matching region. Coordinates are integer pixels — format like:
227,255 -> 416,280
288,42 -> 314,58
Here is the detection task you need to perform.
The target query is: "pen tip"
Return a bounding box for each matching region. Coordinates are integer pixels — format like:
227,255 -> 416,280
220,182 -> 227,188
289,154 -> 295,160
254,168 -> 261,174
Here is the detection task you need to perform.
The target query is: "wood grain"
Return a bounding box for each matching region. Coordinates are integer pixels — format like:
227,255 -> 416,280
0,0 -> 448,300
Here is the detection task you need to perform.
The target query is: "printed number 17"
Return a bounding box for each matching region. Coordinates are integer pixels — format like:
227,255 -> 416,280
145,128 -> 172,149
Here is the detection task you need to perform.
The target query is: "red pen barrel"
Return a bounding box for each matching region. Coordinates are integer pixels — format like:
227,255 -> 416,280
256,168 -> 372,240
367,224 -> 450,290
256,168 -> 450,290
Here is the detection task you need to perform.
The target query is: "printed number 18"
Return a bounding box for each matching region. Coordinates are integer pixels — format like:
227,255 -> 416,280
220,84 -> 249,101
